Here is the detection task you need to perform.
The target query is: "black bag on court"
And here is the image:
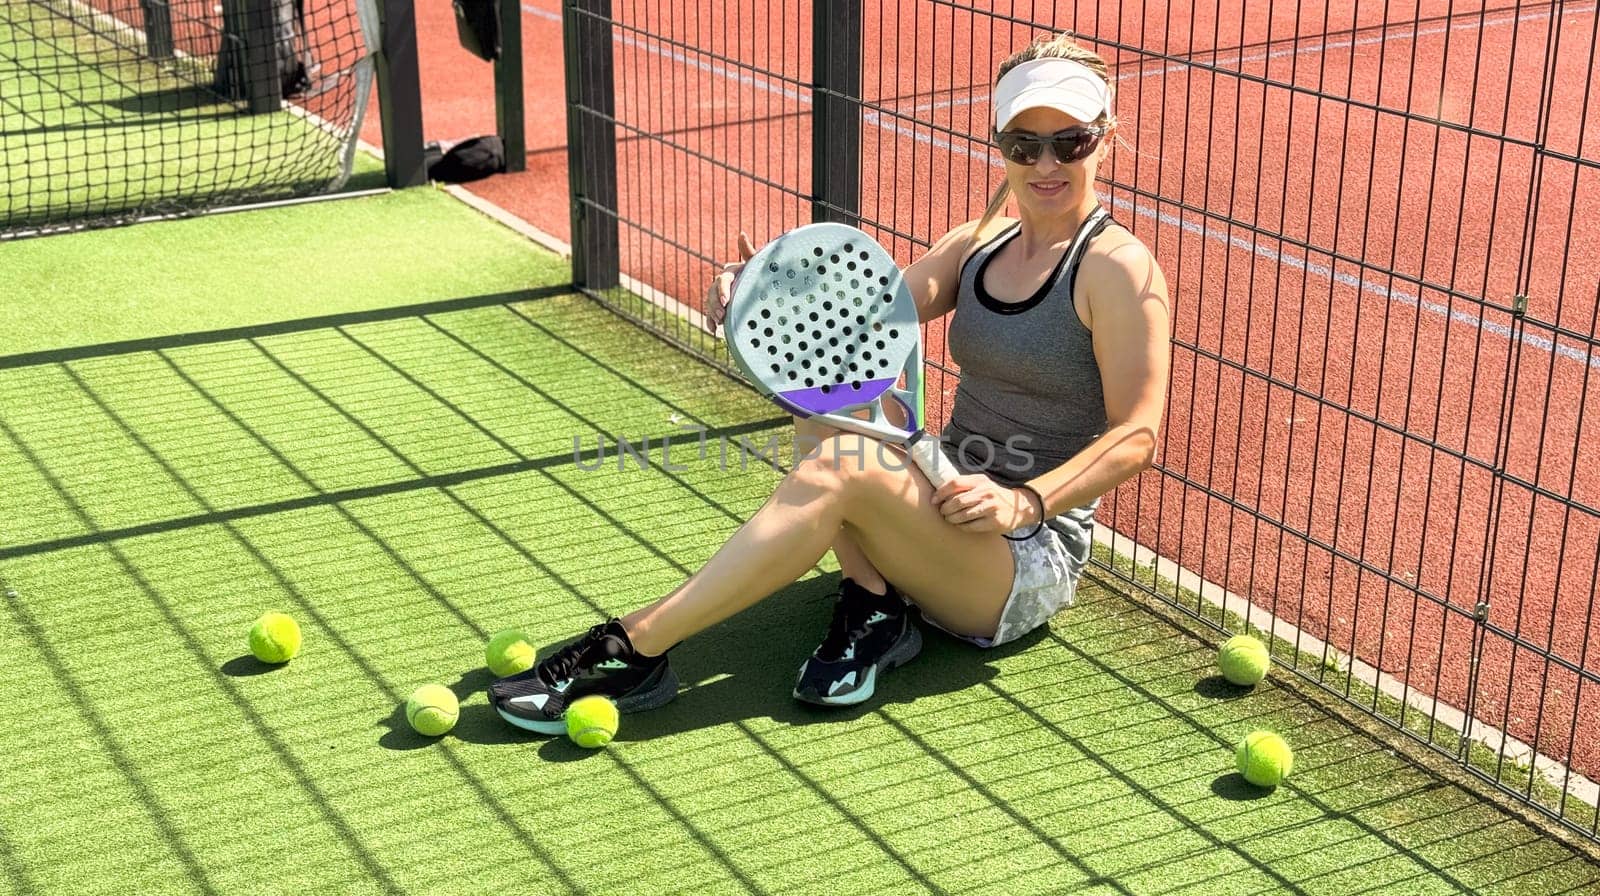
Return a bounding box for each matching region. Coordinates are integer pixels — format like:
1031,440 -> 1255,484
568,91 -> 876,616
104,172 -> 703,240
426,136 -> 507,183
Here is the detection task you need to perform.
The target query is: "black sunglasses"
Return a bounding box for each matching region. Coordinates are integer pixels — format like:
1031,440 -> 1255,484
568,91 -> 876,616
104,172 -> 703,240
993,125 -> 1108,165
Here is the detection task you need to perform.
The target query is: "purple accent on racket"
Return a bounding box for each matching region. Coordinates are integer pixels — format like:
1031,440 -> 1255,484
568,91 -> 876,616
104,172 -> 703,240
776,378 -> 897,416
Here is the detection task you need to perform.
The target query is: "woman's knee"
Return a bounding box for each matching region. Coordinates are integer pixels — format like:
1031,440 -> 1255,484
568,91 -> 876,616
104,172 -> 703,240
792,434 -> 905,499
792,415 -> 839,441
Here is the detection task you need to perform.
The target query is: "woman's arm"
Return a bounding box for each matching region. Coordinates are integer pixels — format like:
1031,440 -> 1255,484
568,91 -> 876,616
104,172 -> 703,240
901,218 -> 1012,323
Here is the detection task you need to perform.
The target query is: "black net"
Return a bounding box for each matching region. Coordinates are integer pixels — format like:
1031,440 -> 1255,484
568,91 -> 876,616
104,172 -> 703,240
1,0 -> 373,235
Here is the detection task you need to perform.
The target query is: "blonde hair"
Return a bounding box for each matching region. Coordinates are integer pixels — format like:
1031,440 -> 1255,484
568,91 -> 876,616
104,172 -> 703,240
970,34 -> 1115,247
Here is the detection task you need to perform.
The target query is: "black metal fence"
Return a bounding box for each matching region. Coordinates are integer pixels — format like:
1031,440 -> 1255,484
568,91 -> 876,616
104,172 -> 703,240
561,0 -> 1600,839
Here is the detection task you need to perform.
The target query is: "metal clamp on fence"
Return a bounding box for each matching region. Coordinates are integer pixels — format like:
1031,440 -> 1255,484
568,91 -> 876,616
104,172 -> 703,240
452,0 -> 498,60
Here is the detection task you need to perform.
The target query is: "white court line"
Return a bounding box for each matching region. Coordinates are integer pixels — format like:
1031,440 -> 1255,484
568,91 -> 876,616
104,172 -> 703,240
519,0 -> 1600,370
522,3 -> 805,100
908,0 -> 1598,115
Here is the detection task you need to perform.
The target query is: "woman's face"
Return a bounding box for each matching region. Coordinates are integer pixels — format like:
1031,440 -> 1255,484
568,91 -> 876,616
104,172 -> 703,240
998,105 -> 1110,217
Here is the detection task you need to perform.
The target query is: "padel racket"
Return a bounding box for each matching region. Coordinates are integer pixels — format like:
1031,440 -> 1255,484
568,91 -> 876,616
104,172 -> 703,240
724,222 -> 959,488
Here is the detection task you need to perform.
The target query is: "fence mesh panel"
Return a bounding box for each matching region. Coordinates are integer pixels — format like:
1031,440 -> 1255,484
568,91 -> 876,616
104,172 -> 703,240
560,0 -> 1600,838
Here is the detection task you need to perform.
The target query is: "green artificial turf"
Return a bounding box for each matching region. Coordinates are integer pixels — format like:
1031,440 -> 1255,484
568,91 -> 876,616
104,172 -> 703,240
1,0 -> 383,230
0,186 -> 566,356
2,190 -> 1599,895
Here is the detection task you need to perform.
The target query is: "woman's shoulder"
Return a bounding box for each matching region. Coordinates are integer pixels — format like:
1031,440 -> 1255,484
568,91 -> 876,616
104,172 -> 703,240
1078,222 -> 1166,326
1081,220 -> 1158,284
1086,216 -> 1147,255
965,214 -> 1020,243
950,215 -> 1019,270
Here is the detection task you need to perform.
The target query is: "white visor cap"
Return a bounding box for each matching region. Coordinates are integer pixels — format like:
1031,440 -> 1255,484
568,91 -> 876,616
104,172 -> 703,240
992,58 -> 1113,131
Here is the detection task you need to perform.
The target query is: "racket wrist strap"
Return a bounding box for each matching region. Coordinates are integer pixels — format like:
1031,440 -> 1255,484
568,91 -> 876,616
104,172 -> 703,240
1002,484 -> 1047,542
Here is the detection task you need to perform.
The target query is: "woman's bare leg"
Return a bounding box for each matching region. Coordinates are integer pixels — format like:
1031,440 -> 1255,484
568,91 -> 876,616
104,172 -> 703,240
793,416 -> 888,593
621,433 -> 1014,656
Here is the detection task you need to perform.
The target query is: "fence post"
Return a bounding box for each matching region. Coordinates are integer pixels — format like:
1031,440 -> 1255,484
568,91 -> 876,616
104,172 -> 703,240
496,0 -> 526,172
563,0 -> 619,290
375,0 -> 427,187
141,0 -> 173,59
811,0 -> 862,225
242,0 -> 282,112
214,0 -> 281,111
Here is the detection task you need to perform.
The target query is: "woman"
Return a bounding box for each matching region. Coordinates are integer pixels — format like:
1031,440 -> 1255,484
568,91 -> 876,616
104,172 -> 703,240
489,33 -> 1171,733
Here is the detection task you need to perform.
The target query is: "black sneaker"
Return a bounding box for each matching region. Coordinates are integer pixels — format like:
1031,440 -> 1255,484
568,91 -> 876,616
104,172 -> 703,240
793,579 -> 922,707
489,619 -> 678,734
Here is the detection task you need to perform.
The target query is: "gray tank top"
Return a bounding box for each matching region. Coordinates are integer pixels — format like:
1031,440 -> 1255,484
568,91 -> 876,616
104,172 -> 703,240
939,206 -> 1114,547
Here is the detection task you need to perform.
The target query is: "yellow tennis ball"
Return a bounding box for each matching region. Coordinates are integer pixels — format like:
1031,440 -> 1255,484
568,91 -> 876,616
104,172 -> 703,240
406,684 -> 459,737
1236,730 -> 1294,788
565,695 -> 619,748
248,612 -> 301,664
1218,634 -> 1269,686
486,628 -> 536,677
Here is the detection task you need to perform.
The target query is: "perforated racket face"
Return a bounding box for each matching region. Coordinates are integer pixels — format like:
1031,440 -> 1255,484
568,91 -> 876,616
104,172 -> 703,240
725,223 -> 919,417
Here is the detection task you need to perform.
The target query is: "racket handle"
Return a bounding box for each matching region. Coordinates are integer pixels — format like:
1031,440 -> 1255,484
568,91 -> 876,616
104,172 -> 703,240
907,435 -> 958,489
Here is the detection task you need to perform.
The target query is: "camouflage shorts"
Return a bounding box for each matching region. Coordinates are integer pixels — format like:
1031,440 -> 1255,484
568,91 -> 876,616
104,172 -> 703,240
925,522 -> 1085,648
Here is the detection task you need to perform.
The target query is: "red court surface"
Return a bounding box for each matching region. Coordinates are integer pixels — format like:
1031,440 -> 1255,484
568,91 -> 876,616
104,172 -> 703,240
366,0 -> 1600,789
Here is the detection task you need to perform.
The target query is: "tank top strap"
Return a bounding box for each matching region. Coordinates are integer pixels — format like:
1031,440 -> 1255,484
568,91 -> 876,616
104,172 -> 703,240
958,220 -> 1022,286
1060,206 -> 1115,321
957,207 -> 1112,307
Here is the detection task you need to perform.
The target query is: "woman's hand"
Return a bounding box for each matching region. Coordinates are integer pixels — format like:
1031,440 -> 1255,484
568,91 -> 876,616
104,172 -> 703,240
931,475 -> 1041,534
705,232 -> 758,335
